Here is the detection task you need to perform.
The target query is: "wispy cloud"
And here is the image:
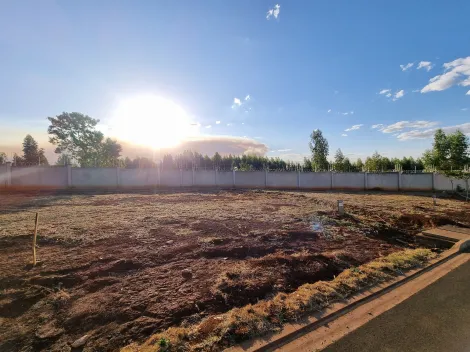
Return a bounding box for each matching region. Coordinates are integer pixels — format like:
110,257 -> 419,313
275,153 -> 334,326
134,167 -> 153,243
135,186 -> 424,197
245,95 -> 250,101
397,123 -> 470,140
400,62 -> 414,71
215,121 -> 221,124
421,56 -> 470,93
371,124 -> 384,129
379,120 -> 438,133
345,124 -> 363,131
467,90 -> 470,95
277,149 -> 292,152
350,111 -> 354,114
386,93 -> 392,98
379,89 -> 391,95
232,97 -> 242,108
266,4 -> 280,20
461,108 -> 468,111
342,112 -> 349,115
227,123 -> 233,126
393,90 -> 405,101
341,134 -> 348,137
205,125 -> 212,129
417,61 -> 433,72
327,109 -> 331,113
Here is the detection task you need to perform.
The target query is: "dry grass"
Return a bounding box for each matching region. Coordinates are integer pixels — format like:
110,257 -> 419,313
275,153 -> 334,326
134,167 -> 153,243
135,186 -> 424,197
122,248 -> 436,352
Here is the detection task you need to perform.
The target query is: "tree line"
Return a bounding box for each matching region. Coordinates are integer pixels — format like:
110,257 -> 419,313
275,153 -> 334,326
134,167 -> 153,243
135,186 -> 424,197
1,111 -> 468,173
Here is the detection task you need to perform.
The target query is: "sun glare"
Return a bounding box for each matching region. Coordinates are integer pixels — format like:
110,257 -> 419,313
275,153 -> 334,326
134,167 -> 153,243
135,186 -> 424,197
112,94 -> 198,148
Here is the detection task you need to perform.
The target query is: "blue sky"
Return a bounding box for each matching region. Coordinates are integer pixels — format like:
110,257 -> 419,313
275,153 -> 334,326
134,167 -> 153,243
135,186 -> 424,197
1,0 -> 470,162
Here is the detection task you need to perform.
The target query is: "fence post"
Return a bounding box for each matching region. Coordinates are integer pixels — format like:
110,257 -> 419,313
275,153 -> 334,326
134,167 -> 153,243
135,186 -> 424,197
66,164 -> 72,188
6,162 -> 12,188
398,172 -> 401,191
297,170 -> 300,189
330,171 -> 334,190
364,172 -> 368,191
215,168 -> 218,187
432,172 -> 436,191
232,169 -> 236,188
116,167 -> 120,188
265,169 -> 268,188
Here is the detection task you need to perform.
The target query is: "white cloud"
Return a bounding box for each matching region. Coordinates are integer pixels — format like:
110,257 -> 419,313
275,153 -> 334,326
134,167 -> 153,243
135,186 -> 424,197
400,62 -> 414,71
386,93 -> 392,98
345,124 -> 363,131
396,123 -> 470,140
233,98 -> 241,105
342,112 -> 349,115
327,109 -> 331,113
215,121 -> 221,124
241,122 -> 245,125
266,4 -> 280,19
277,149 -> 292,152
379,89 -> 391,95
461,108 -> 468,111
380,120 -> 438,133
205,125 -> 212,129
227,123 -> 233,126
421,56 -> 470,93
341,134 -> 348,137
245,95 -> 250,101
371,124 -> 384,129
350,111 -> 354,114
393,90 -> 405,101
417,61 -> 433,72
467,90 -> 470,95
412,89 -> 420,93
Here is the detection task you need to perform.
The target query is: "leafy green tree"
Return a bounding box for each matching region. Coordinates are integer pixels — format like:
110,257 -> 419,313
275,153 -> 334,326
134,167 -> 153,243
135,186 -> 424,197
423,129 -> 469,170
98,138 -> 122,167
343,157 -> 352,172
355,158 -> 364,171
334,148 -> 345,171
0,152 -> 7,164
48,112 -> 104,167
302,157 -> 313,171
56,154 -> 72,165
21,134 -> 49,165
309,129 -> 329,171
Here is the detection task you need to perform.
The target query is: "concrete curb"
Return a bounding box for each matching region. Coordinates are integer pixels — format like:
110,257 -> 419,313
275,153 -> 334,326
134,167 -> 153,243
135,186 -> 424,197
230,243 -> 468,352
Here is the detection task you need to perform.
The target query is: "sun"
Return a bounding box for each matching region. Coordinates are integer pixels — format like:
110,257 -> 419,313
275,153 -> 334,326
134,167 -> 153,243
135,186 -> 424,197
111,94 -> 198,149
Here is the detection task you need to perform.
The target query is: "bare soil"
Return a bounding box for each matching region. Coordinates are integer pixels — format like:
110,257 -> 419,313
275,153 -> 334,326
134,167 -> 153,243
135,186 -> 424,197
0,189 -> 469,351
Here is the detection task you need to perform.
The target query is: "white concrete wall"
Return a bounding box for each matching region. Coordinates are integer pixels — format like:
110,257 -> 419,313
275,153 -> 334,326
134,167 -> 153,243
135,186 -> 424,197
120,168 -> 157,187
0,164 -> 8,187
11,166 -> 68,187
299,172 -> 331,189
235,171 -> 266,188
72,168 -> 117,187
267,172 -> 298,188
401,173 -> 433,191
434,173 -> 467,191
334,172 -> 365,190
181,170 -> 193,186
3,166 -> 466,192
160,170 -> 182,187
194,170 -> 216,186
217,171 -> 234,187
367,173 -> 399,191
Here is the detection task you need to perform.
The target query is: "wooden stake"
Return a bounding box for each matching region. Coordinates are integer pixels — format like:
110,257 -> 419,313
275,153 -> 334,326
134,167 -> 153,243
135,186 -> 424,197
33,212 -> 39,265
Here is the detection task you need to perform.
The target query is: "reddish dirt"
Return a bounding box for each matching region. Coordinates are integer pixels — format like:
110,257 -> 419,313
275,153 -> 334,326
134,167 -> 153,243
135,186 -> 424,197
0,190 -> 469,351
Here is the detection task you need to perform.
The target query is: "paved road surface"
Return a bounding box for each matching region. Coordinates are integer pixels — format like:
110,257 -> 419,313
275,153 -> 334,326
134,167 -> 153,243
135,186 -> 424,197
324,260 -> 470,352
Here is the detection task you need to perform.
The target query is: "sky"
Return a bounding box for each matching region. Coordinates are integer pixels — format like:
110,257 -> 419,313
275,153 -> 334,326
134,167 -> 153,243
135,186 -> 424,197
1,0 -> 470,163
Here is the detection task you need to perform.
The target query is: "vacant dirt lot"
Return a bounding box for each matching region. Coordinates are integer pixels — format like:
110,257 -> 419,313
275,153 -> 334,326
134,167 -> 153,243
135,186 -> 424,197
1,190 -> 469,351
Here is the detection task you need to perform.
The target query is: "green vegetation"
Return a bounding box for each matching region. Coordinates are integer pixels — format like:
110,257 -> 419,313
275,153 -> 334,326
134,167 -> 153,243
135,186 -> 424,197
122,249 -> 435,352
